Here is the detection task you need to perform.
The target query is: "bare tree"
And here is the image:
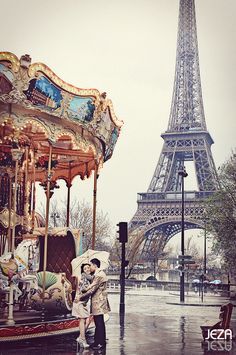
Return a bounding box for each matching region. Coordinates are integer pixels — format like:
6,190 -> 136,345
110,228 -> 144,278
111,227 -> 174,279
185,235 -> 201,260
37,198 -> 114,251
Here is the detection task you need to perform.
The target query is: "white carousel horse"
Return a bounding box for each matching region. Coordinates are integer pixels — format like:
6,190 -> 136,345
0,240 -> 39,307
0,239 -> 39,277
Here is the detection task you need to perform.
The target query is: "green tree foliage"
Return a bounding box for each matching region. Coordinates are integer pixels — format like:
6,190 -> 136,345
205,152 -> 236,275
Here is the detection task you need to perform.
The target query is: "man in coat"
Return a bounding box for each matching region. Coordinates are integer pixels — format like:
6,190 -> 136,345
79,258 -> 110,350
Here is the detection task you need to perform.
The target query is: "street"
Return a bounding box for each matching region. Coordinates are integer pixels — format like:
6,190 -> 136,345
1,290 -> 235,355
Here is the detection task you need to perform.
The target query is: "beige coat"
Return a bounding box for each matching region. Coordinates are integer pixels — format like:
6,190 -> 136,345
79,269 -> 110,316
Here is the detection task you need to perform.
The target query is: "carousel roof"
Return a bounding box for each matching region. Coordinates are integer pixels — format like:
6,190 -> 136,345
0,52 -> 123,183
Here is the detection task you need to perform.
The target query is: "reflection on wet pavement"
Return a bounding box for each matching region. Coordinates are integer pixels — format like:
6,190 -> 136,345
0,291 -> 235,355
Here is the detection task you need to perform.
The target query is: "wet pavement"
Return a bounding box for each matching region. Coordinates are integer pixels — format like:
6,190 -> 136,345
0,290 -> 235,355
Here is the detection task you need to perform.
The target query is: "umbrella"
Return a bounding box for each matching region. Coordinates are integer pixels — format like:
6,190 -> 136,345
210,280 -> 222,284
71,249 -> 110,277
192,279 -> 200,283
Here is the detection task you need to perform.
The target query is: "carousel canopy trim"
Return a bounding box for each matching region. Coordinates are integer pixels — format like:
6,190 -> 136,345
33,227 -> 80,239
0,52 -> 123,162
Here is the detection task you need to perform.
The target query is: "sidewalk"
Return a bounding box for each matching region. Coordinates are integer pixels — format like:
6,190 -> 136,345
166,291 -> 236,307
110,288 -> 236,307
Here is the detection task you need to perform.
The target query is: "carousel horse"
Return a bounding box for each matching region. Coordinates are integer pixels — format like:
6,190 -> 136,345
0,240 -> 39,308
0,239 -> 38,277
0,254 -> 22,307
0,255 -> 18,279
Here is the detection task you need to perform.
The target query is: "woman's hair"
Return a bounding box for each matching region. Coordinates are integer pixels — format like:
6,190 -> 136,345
81,263 -> 90,274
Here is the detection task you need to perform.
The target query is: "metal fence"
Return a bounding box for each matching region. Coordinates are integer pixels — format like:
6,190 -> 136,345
107,278 -> 236,294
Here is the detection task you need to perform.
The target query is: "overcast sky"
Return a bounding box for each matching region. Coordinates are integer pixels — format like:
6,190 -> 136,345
2,0 -> 236,237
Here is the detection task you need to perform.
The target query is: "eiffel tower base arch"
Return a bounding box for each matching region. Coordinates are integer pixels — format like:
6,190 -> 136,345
129,192 -> 206,261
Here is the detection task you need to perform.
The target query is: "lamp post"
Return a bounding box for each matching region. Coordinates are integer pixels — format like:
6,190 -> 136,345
178,165 -> 188,303
51,212 -> 60,227
117,222 -> 128,317
203,220 -> 207,275
92,163 -> 99,250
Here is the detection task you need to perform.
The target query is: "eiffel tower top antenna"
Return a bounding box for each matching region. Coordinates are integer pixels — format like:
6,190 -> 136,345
168,0 -> 206,132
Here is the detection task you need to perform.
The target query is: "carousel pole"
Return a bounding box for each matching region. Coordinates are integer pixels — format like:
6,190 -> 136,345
41,143 -> 53,318
92,163 -> 98,250
23,146 -> 29,230
31,150 -> 36,231
66,183 -> 71,228
7,175 -> 12,252
7,148 -> 23,326
11,160 -> 19,253
66,162 -> 72,228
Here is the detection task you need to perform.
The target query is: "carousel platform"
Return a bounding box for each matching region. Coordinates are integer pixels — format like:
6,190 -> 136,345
0,309 -> 70,325
0,309 -> 97,342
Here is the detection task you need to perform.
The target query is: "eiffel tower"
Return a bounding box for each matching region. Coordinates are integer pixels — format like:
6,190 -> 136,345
130,0 -> 219,258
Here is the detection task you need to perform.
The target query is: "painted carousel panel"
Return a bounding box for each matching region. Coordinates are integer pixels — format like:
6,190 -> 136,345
67,96 -> 95,123
0,63 -> 14,81
24,76 -> 63,111
0,63 -> 14,94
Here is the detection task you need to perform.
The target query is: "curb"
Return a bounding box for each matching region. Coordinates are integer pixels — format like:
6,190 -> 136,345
166,302 -> 236,307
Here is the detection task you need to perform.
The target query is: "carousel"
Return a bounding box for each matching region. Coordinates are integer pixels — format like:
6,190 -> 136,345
0,52 -> 123,341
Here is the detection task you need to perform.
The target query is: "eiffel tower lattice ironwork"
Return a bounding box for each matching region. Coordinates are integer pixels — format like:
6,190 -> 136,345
130,0 -> 219,259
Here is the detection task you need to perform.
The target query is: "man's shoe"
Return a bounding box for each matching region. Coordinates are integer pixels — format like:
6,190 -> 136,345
90,343 -> 97,348
92,344 -> 106,350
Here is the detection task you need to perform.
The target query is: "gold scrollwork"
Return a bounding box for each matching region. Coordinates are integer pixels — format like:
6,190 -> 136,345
28,63 -> 101,99
106,99 -> 123,128
0,52 -> 20,72
0,208 -> 21,228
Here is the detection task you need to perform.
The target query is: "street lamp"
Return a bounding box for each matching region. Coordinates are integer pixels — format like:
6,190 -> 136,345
203,219 -> 207,275
178,165 -> 188,303
50,212 -> 60,227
